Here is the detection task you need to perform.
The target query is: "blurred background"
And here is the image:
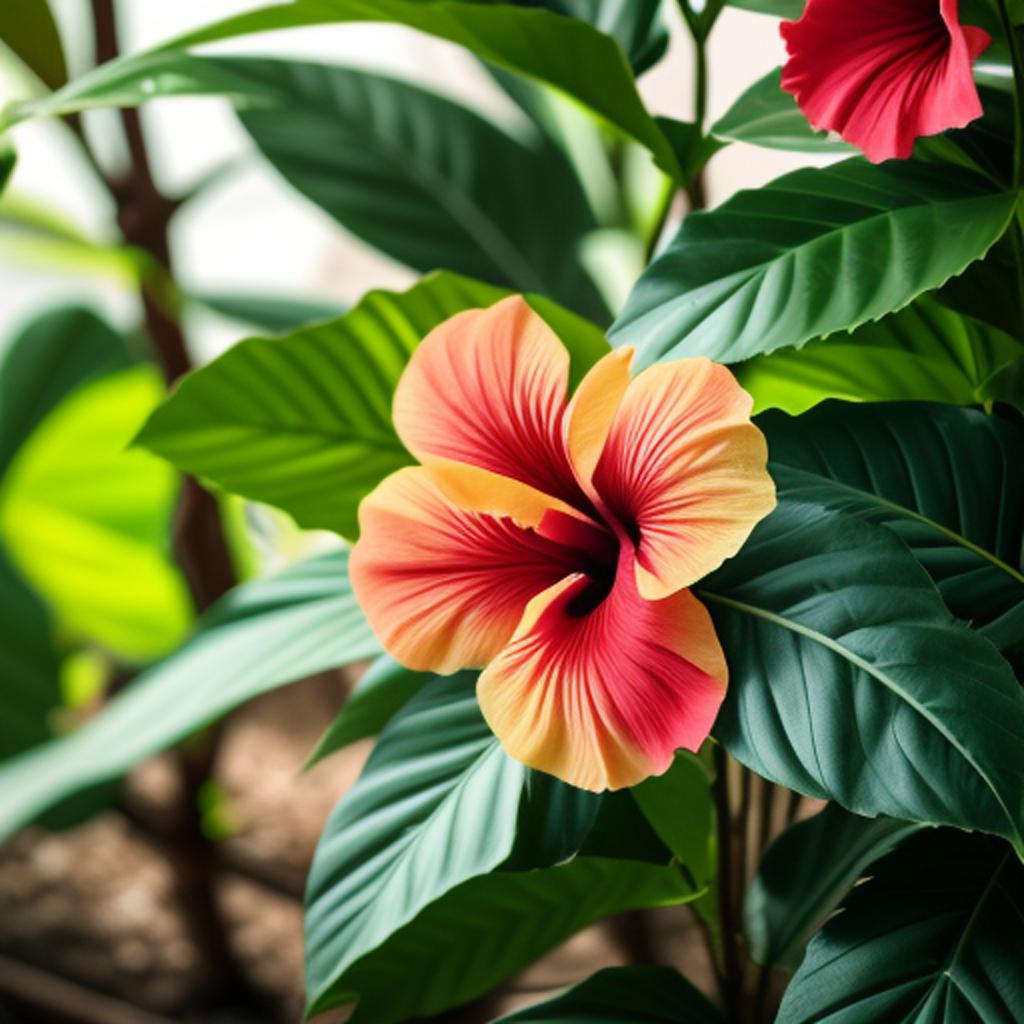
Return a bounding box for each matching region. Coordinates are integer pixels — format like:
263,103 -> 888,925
0,4 -> 812,1022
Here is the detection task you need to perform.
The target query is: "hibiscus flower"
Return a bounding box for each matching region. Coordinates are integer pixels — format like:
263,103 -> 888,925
351,296 -> 775,791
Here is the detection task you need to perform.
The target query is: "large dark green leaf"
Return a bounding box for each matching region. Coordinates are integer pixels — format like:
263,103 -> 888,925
702,488 -> 1024,855
760,402 -> 1024,651
778,830 -> 1024,1023
0,1 -> 679,176
495,965 -> 723,1023
331,858 -> 697,1022
137,272 -> 608,540
226,58 -> 605,318
0,548 -> 60,760
711,69 -> 850,153
610,160 -> 1016,367
744,805 -> 925,970
0,551 -> 380,841
0,0 -> 67,91
305,676 -> 655,1019
0,306 -> 131,473
739,297 -> 1022,414
0,143 -> 14,197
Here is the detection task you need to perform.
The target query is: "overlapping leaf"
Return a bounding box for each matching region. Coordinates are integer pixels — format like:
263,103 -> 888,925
610,159 -> 1016,366
703,487 -> 1024,854
778,830 -> 1024,1023
0,551 -> 379,841
760,402 -> 1024,650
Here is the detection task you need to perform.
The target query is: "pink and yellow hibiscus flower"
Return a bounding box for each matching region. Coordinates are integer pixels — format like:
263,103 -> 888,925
350,296 -> 775,791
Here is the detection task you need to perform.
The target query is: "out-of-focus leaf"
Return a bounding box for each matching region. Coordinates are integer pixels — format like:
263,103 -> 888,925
0,306 -> 131,472
0,548 -> 60,759
725,0 -> 802,15
778,830 -> 1024,1023
304,675 -> 694,1020
744,805 -> 924,970
193,291 -> 345,334
0,144 -> 14,197
611,160 -> 1015,367
0,367 -> 191,659
137,272 -> 609,540
705,484 -> 1024,855
0,550 -> 380,841
0,0 -> 67,91
761,401 -> 1024,651
306,656 -> 427,766
712,69 -> 850,153
1,2 -> 679,176
739,297 -> 1023,414
227,58 -> 606,319
633,752 -> 713,883
495,965 -> 723,1023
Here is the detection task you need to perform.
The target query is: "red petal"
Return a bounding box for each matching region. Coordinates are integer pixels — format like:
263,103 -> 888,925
478,550 -> 728,792
780,0 -> 990,162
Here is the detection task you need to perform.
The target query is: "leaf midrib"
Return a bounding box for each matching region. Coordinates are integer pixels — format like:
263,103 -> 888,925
699,589 -> 1019,850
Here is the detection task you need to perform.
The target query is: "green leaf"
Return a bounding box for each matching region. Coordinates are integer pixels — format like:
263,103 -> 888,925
711,69 -> 851,153
744,805 -> 924,970
725,0 -> 802,15
937,232 -> 1023,338
633,752 -> 714,883
702,486 -> 1024,855
0,550 -> 380,842
979,353 -> 1024,407
225,59 -> 605,319
610,160 -> 1016,367
137,272 -> 609,540
332,858 -> 697,1023
0,548 -> 61,759
306,656 -> 432,767
738,296 -> 1023,414
305,675 -> 626,1017
2,1 -> 679,177
193,291 -> 345,334
494,965 -> 724,1023
541,0 -> 669,75
0,0 -> 67,91
777,830 -> 1024,1023
0,143 -> 14,196
0,366 -> 191,659
760,402 -> 1024,651
0,306 -> 131,473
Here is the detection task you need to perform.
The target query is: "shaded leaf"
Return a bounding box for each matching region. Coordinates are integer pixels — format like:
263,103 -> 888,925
0,0 -> 67,90
193,291 -> 345,334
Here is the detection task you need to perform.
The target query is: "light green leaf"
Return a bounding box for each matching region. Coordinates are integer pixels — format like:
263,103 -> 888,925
0,550 -> 379,841
739,297 -> 1023,414
227,58 -> 605,318
725,0 -> 802,15
0,0 -> 67,91
703,486 -> 1024,855
0,367 -> 191,659
712,69 -> 851,153
761,402 -> 1024,651
633,752 -> 714,883
137,272 -> 609,540
1,0 -> 679,176
610,159 -> 1016,367
306,656 -> 427,767
744,805 -> 924,970
0,548 -> 61,759
495,965 -> 723,1024
777,830 -> 1024,1023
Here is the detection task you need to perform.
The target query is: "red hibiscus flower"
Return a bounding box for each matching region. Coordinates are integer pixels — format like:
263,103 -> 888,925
780,0 -> 991,163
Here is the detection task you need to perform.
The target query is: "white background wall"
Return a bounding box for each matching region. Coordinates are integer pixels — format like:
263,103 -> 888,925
0,1 -> 804,359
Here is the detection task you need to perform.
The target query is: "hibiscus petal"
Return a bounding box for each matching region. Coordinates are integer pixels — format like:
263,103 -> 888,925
780,0 -> 990,163
591,358 -> 775,600
350,467 -> 580,674
393,295 -> 586,508
478,557 -> 727,792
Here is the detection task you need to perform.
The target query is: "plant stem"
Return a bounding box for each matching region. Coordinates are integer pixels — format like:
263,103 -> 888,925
997,0 -> 1024,187
712,744 -> 745,1023
89,0 -> 245,1009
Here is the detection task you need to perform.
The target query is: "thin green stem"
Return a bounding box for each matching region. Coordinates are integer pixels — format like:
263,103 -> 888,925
997,0 -> 1024,187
